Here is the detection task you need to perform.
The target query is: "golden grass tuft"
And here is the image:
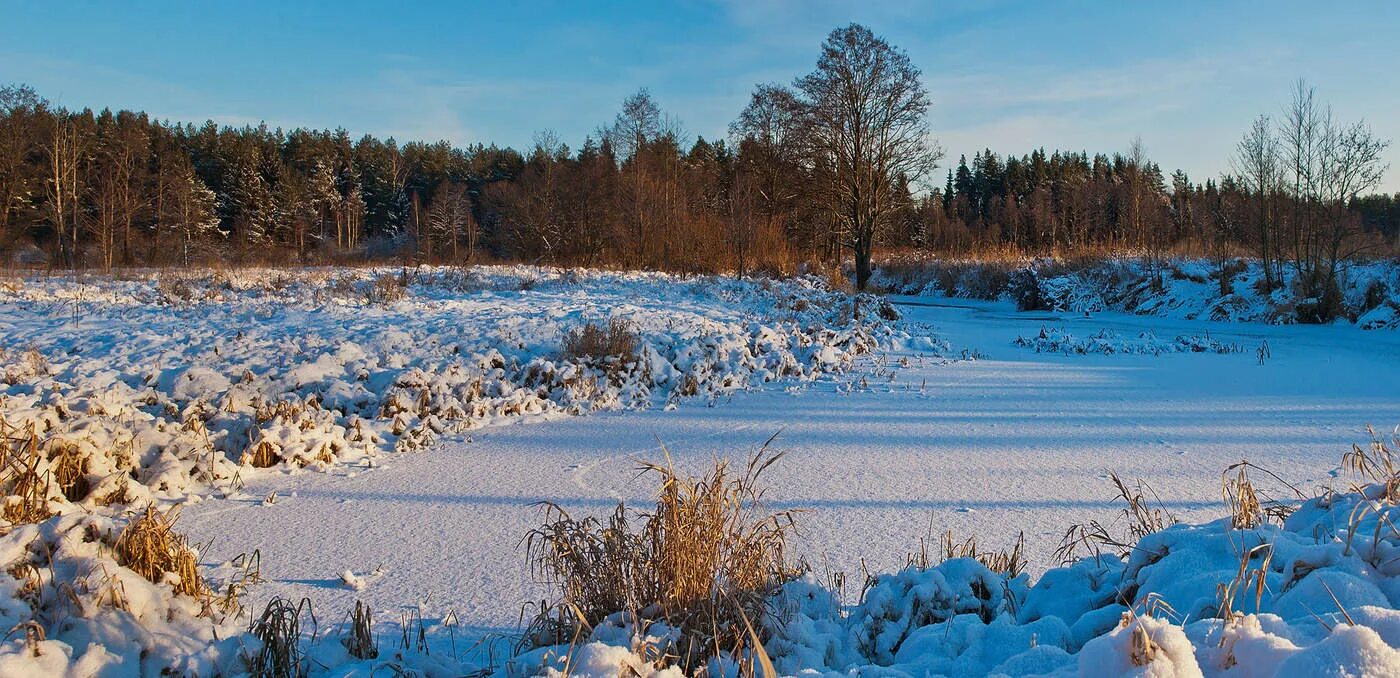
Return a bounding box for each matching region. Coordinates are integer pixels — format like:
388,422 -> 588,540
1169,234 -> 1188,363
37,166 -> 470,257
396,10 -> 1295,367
343,600 -> 378,660
941,530 -> 1027,578
244,439 -> 282,468
561,318 -> 639,364
46,440 -> 90,502
1054,472 -> 1178,564
113,505 -> 207,598
1,429 -> 53,525
1216,542 -> 1273,621
1342,426 -> 1399,501
524,433 -> 799,672
1221,461 -> 1302,529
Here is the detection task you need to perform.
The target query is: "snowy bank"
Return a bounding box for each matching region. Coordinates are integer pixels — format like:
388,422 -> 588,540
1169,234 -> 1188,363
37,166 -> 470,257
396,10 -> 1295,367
873,257 -> 1400,329
511,438 -> 1400,677
0,266 -> 930,506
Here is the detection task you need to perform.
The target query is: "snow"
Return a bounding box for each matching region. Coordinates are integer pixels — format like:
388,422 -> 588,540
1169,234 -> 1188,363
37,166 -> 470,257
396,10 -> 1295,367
1,263 -> 1399,676
1013,326 -> 1244,356
872,256 -> 1400,329
0,266 -> 913,505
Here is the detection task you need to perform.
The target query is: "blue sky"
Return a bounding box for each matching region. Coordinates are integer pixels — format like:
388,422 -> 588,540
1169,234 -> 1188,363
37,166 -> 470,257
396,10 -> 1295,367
3,1 -> 1398,191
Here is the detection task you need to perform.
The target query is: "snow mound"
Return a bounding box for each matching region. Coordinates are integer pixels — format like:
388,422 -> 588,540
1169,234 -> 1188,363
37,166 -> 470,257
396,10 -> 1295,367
1014,326 -> 1244,356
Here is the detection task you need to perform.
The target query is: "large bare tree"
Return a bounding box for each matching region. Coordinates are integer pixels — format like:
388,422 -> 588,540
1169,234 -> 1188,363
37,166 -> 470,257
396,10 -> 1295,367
795,24 -> 942,290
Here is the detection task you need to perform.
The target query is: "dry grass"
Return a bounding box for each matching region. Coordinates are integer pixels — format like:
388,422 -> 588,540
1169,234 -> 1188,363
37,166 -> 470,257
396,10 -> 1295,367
156,274 -> 197,303
0,428 -> 53,524
46,440 -> 89,502
247,596 -> 315,678
343,600 -> 378,660
1221,461 -> 1303,529
561,318 -> 639,364
243,439 -> 282,469
1216,542 -> 1273,621
1,346 -> 50,385
113,505 -> 207,598
1342,426 -> 1399,500
364,272 -> 408,305
941,530 -> 1027,578
523,503 -> 652,646
1054,472 -> 1178,564
524,434 -> 799,672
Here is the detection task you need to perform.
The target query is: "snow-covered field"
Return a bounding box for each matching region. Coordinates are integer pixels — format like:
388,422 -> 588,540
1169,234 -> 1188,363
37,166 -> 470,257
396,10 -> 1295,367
1,264 -> 1398,676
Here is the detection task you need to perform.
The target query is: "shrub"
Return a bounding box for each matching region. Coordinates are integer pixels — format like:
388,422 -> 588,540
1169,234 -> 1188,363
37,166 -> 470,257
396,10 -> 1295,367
1295,272 -> 1344,324
524,437 -> 798,671
364,272 -> 408,305
156,274 -> 196,303
1362,280 -> 1390,313
561,318 -> 639,363
1008,269 -> 1047,311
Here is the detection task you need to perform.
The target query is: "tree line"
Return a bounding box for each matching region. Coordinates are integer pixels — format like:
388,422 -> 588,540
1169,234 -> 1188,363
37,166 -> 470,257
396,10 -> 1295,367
0,25 -> 1394,292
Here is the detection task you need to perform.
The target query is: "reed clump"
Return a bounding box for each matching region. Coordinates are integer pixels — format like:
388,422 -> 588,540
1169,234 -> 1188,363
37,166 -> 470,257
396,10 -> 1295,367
561,318 -> 639,364
113,505 -> 207,598
524,435 -> 798,672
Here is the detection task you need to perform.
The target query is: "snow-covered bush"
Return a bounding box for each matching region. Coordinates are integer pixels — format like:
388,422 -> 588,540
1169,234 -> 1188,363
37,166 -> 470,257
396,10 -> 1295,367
1014,326 -> 1244,356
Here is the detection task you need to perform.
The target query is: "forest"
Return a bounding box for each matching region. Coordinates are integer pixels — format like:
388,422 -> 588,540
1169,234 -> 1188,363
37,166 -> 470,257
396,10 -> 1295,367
0,26 -> 1395,293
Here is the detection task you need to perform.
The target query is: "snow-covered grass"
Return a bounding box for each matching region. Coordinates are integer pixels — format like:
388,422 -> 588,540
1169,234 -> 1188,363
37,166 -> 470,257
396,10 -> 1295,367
507,434 -> 1400,678
0,265 -> 924,505
0,265 -> 930,676
1014,326 -> 1245,356
872,256 -> 1400,329
6,431 -> 1399,676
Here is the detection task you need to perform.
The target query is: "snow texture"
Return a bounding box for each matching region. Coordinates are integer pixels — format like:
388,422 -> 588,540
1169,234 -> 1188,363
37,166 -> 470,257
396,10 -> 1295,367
0,263 -> 1397,677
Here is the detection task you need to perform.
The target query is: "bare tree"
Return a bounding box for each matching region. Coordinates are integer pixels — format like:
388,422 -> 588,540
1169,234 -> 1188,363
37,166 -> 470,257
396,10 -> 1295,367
1124,137 -> 1148,247
1231,114 -> 1282,290
1279,80 -> 1324,286
427,180 -> 476,262
43,113 -> 88,267
730,84 -> 803,273
89,150 -> 122,269
1316,115 -> 1389,286
795,24 -> 942,290
1275,79 -> 1389,315
607,89 -> 661,162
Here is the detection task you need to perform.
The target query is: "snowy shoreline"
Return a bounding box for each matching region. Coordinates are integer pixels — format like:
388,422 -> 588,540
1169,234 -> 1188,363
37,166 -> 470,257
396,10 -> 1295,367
873,256 -> 1400,330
